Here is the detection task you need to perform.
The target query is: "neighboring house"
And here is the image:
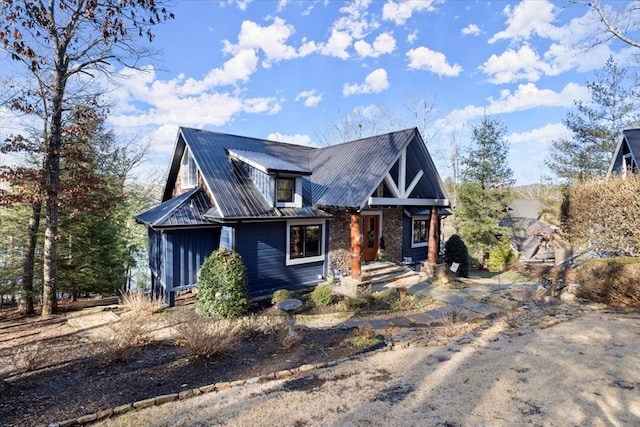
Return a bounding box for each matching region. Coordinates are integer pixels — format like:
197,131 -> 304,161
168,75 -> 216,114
135,127 -> 450,306
500,199 -> 559,262
609,128 -> 640,178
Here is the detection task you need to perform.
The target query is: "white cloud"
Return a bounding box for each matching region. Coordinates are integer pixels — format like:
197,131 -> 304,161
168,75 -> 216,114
227,18 -> 299,67
479,44 -> 549,84
489,0 -> 559,44
407,30 -> 418,44
406,46 -> 462,77
267,132 -> 314,146
295,90 -> 323,107
319,29 -> 353,59
335,0 -> 377,40
461,23 -> 480,36
354,32 -> 396,57
382,0 -> 439,25
508,123 -> 571,146
343,68 -> 390,96
444,82 -> 589,125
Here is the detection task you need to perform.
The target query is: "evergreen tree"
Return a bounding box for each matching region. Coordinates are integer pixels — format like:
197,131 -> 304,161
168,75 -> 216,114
454,116 -> 513,263
546,57 -> 640,182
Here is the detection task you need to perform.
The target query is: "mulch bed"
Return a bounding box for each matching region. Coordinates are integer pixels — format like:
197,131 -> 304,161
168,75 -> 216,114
0,297 -> 384,427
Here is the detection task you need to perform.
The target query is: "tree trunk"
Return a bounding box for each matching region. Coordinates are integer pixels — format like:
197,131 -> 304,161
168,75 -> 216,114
17,199 -> 42,315
350,211 -> 361,280
428,205 -> 439,264
41,57 -> 66,317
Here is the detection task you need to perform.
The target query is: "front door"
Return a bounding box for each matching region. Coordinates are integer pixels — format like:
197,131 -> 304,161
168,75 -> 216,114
361,214 -> 380,262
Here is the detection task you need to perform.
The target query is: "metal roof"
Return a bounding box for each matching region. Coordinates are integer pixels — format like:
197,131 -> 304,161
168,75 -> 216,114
227,149 -> 312,175
135,187 -> 213,228
141,127 -> 450,226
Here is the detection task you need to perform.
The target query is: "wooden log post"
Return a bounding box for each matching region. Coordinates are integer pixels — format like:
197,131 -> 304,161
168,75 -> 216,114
427,205 -> 439,264
350,211 -> 362,280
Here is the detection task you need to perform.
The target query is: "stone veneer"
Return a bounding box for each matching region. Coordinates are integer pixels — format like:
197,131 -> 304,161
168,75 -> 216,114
326,208 -> 404,275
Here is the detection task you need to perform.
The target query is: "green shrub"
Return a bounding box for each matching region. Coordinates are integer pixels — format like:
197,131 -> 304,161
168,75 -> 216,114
310,285 -> 333,306
444,234 -> 470,278
271,289 -> 292,305
341,296 -> 364,311
487,236 -> 517,272
196,248 -> 248,318
576,257 -> 640,307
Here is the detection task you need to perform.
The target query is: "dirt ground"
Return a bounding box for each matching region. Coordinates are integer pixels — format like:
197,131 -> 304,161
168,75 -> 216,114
95,309 -> 640,427
2,286 -> 640,427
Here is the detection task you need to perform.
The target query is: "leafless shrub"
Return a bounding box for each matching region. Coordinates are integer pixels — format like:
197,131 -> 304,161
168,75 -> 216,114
276,326 -> 304,350
565,175 -> 640,256
12,342 -> 47,372
120,292 -> 165,315
95,314 -> 153,365
172,311 -> 241,358
502,312 -> 524,328
444,307 -> 466,324
576,258 -> 640,307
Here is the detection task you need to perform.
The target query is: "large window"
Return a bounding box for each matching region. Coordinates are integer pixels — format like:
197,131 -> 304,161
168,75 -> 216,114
286,222 -> 324,265
412,217 -> 429,248
276,178 -> 295,203
181,148 -> 197,189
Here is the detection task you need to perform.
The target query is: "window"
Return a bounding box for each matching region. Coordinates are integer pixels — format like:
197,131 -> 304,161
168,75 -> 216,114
276,178 -> 295,203
286,222 -> 324,265
181,148 -> 197,189
412,217 -> 429,248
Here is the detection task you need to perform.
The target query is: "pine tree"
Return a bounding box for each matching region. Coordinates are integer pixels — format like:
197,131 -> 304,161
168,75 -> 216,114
454,116 -> 513,263
546,57 -> 640,182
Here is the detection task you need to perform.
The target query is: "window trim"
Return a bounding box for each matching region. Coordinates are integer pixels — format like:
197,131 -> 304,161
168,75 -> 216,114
286,220 -> 326,266
411,216 -> 429,248
275,176 -> 302,208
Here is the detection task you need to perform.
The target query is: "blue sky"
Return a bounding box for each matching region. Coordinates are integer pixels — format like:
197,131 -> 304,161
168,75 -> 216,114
5,0 -> 638,186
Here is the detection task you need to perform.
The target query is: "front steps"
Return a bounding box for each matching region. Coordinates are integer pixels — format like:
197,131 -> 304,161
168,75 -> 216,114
332,262 -> 423,297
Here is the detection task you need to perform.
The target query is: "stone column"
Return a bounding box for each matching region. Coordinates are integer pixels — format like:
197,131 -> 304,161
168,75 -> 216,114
350,211 -> 361,280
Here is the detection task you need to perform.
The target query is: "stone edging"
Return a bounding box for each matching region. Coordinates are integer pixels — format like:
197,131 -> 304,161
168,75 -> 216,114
43,343 -> 394,427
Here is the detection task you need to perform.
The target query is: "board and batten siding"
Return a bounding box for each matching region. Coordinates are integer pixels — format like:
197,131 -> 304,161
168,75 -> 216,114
148,227 -> 221,305
235,221 -> 326,297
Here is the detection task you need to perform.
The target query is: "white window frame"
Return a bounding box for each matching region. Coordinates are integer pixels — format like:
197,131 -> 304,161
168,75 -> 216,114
181,147 -> 197,189
286,219 -> 326,266
411,216 -> 429,248
275,176 -> 302,208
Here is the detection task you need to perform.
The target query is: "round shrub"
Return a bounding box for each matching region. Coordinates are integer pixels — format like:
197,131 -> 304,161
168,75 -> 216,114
576,257 -> 640,307
310,285 -> 333,307
271,289 -> 293,305
444,234 -> 470,278
196,248 -> 248,318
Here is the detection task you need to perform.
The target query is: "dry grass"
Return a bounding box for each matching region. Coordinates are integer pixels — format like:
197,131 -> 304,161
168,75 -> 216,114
12,342 -> 47,372
172,311 -> 241,358
95,314 -> 154,365
120,292 -> 165,315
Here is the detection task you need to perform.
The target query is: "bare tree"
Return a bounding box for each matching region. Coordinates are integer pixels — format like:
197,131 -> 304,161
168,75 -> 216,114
575,1 -> 640,49
0,1 -> 173,316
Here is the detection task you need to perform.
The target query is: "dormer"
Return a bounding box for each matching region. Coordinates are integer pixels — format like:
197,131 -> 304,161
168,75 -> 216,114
227,149 -> 311,208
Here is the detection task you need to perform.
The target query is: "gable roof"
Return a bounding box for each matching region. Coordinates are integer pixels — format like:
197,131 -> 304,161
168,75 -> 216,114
135,187 -> 213,228
608,128 -> 640,176
141,127 -> 449,226
507,199 -> 545,219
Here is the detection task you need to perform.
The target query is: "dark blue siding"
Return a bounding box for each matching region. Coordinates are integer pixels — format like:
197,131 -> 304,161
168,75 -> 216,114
235,222 -> 325,297
402,215 -> 428,263
168,228 -> 221,288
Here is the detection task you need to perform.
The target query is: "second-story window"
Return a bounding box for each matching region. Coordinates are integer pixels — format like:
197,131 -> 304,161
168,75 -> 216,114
181,148 -> 197,188
276,178 -> 295,203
